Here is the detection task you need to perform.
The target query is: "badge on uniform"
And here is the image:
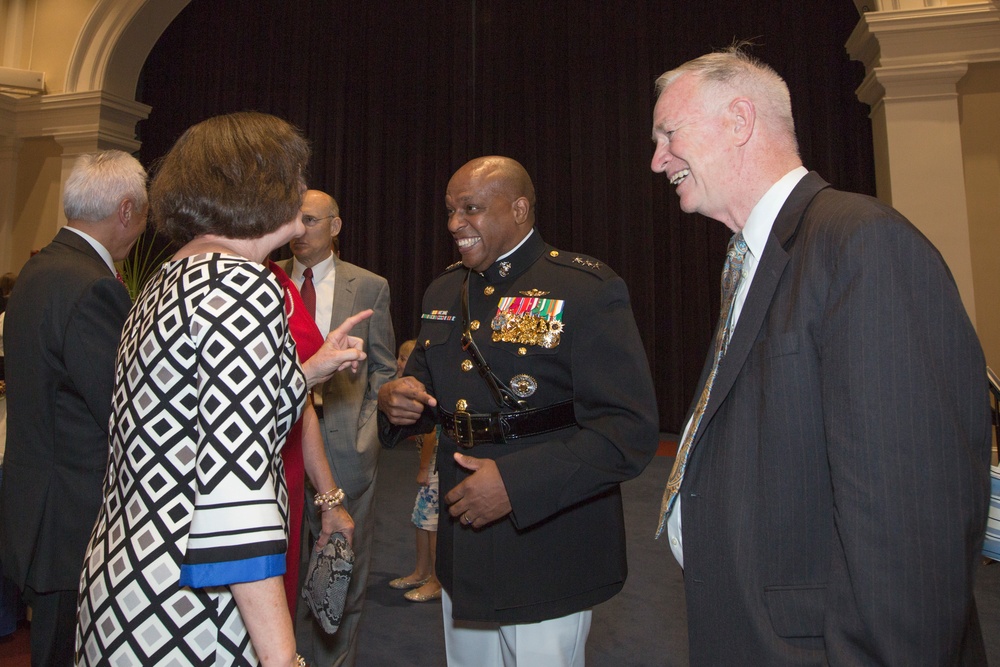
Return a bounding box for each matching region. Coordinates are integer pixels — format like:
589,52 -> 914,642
509,374 -> 538,398
491,294 -> 564,348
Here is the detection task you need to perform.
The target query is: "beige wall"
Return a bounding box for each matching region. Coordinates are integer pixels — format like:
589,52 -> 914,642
961,61 -> 1000,367
30,2 -> 98,93
10,137 -> 62,264
3,1 -> 97,79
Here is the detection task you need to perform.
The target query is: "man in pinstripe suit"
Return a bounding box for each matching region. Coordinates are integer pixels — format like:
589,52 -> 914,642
650,46 -> 991,665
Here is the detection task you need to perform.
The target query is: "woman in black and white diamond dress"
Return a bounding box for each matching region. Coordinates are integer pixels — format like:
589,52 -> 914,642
75,112 -> 370,667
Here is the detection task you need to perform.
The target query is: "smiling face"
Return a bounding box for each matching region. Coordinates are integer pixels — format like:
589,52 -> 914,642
651,74 -> 736,225
445,159 -> 531,273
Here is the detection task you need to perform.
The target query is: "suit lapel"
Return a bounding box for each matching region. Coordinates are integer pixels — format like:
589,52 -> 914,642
329,257 -> 358,336
694,172 -> 831,440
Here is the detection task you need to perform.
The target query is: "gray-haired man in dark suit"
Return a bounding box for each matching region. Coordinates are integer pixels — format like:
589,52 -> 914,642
651,46 -> 990,665
0,150 -> 148,666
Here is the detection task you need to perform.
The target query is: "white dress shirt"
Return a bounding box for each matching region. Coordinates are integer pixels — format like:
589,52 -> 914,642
668,166 -> 809,568
65,226 -> 116,275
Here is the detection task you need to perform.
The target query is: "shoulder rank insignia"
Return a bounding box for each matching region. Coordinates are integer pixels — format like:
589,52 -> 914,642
572,257 -> 602,270
444,260 -> 464,272
491,295 -> 564,348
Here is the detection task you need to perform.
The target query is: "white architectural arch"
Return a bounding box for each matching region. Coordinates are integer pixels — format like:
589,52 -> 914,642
0,0 -> 191,270
65,0 -> 191,98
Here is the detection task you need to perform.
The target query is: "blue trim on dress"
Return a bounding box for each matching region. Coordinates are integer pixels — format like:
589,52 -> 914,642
179,553 -> 286,588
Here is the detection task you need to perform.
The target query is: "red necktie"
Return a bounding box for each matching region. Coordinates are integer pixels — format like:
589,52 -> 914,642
301,267 -> 316,320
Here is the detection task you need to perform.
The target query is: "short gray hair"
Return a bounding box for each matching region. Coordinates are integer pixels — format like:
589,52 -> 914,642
655,45 -> 798,153
63,150 -> 148,222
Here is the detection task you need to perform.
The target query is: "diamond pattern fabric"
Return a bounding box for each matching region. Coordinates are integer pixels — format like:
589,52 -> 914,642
76,253 -> 306,666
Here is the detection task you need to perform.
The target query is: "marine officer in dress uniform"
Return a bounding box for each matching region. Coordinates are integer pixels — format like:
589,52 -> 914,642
378,156 -> 659,667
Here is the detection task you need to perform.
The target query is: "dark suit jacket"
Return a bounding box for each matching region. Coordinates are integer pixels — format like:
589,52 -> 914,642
281,257 -> 396,498
0,228 -> 131,592
680,173 -> 991,665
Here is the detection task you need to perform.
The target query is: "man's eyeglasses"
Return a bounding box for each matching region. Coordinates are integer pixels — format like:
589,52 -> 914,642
302,215 -> 335,227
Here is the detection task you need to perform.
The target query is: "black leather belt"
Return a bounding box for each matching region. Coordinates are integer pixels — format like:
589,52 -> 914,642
439,400 -> 576,448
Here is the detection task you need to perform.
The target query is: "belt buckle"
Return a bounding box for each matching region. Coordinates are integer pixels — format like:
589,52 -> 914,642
453,409 -> 475,449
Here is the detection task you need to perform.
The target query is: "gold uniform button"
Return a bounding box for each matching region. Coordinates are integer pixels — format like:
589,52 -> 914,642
424,339 -> 431,348
549,250 -> 559,257
484,286 -> 495,296
470,320 -> 480,331
461,359 -> 473,372
456,399 -> 468,412
518,347 -> 527,356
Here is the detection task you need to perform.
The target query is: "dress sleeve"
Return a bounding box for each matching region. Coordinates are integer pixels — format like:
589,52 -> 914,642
179,264 -> 304,587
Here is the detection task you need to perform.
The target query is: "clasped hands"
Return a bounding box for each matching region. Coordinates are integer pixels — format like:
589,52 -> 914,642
302,309 -> 373,388
378,377 -> 512,528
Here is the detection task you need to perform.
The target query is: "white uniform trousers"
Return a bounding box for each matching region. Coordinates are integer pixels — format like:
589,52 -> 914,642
442,589 -> 592,667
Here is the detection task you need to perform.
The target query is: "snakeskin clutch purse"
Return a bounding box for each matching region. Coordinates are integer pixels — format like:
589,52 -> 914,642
301,532 -> 354,634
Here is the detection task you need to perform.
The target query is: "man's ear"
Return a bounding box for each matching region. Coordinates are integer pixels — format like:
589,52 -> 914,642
731,98 -> 755,147
512,197 -> 530,225
330,216 -> 343,239
118,199 -> 134,228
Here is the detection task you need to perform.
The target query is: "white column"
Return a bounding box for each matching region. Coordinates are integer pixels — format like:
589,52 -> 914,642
855,62 -> 976,321
847,0 -> 1000,326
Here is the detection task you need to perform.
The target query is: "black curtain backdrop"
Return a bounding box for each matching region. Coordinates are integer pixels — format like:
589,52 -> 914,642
136,0 -> 874,434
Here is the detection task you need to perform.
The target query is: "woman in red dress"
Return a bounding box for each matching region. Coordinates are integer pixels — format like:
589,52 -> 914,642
269,260 -> 355,617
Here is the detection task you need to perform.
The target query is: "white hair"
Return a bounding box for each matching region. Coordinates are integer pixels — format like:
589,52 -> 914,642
655,45 -> 799,155
63,150 -> 148,222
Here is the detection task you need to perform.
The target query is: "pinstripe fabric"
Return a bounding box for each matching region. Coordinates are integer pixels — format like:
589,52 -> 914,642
679,173 -> 991,666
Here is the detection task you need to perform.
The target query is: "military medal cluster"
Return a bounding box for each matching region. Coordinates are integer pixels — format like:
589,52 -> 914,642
491,289 -> 565,349
422,285 -> 569,403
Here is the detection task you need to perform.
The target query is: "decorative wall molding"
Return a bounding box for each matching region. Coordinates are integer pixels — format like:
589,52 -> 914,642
853,0 -> 999,16
855,62 -> 968,108
848,1 -> 1000,70
10,91 -> 150,152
